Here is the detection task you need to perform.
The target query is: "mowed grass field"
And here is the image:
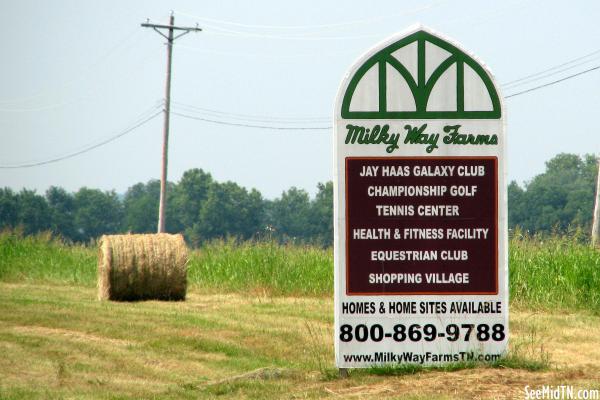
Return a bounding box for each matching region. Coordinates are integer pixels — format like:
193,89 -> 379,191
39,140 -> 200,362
1,231 -> 600,399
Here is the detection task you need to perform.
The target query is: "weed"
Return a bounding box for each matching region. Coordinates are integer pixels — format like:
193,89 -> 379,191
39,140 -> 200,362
1,230 -> 600,312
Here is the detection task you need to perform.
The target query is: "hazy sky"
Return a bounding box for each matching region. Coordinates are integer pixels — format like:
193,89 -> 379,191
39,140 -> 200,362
1,0 -> 599,199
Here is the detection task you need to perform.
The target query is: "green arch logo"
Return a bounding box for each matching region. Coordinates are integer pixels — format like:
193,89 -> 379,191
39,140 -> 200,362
341,29 -> 501,119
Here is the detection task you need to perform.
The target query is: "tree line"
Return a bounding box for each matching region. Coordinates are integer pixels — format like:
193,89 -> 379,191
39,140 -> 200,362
0,168 -> 332,246
508,153 -> 598,235
0,153 -> 597,246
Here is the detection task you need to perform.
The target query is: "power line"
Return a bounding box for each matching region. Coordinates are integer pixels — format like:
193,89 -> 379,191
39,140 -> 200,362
172,64 -> 600,125
1,64 -> 596,170
173,42 -> 356,60
178,1 -> 536,41
175,3 -> 443,31
502,52 -> 598,89
502,56 -> 600,89
0,99 -> 79,113
172,46 -> 600,123
2,45 -> 597,170
171,63 -> 600,130
172,65 -> 600,127
171,101 -> 329,122
441,0 -> 532,29
172,111 -> 331,130
172,107 -> 329,125
501,48 -> 600,87
0,47 -> 164,114
0,109 -> 162,169
199,23 -> 387,41
505,65 -> 600,98
0,28 -> 142,107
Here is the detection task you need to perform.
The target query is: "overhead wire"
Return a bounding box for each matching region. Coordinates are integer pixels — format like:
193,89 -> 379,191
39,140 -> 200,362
172,61 -> 600,126
170,64 -> 600,129
3,7 -> 600,170
171,101 -> 329,123
0,98 -> 81,113
175,2 -> 444,32
171,111 -> 331,130
0,104 -> 163,169
502,48 -> 600,87
2,62 -> 598,170
505,65 -> 600,98
173,42 -> 356,60
198,23 -> 386,41
177,1 -> 540,41
0,28 -> 142,107
440,0 -> 533,29
0,45 -> 164,113
502,51 -> 600,89
173,2 -> 447,41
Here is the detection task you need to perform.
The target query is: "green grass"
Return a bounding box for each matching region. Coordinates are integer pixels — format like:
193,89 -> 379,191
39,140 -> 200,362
0,283 -> 598,400
0,230 -> 334,296
364,348 -> 550,377
0,230 -> 96,286
509,231 -> 600,312
188,239 -> 332,296
1,229 -> 600,311
366,361 -> 481,376
1,230 -> 600,398
0,284 -> 333,399
364,331 -> 551,377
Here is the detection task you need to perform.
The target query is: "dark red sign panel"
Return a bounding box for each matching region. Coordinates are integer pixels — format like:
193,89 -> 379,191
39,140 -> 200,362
345,157 -> 497,295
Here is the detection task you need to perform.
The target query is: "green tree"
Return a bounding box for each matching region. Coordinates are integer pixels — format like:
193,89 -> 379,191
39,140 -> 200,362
310,181 -> 333,246
269,187 -> 312,242
122,181 -> 158,233
16,189 -> 51,235
122,180 -> 181,234
0,188 -> 18,229
508,153 -> 597,235
507,181 -> 525,231
74,188 -> 122,242
172,169 -> 213,244
46,186 -> 76,240
196,181 -> 264,241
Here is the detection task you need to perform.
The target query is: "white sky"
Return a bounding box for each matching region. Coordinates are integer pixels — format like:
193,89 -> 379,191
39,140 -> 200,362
1,0 -> 599,199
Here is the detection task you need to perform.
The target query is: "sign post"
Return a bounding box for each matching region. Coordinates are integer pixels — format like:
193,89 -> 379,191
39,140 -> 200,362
334,25 -> 507,368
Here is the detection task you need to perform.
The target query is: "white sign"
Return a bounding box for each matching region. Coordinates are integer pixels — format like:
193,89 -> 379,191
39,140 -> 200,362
334,25 -> 507,368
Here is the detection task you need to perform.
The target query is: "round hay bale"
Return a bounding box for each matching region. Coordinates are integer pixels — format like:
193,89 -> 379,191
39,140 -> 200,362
98,233 -> 188,301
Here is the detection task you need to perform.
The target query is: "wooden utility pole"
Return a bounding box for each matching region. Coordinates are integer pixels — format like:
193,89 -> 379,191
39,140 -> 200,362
592,157 -> 600,247
141,12 -> 201,233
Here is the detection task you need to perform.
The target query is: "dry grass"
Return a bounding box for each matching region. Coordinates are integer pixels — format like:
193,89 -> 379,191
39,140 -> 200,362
0,283 -> 598,399
97,233 -> 188,301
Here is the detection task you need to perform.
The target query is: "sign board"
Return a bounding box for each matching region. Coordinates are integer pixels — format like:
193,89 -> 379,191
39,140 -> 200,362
334,25 -> 507,367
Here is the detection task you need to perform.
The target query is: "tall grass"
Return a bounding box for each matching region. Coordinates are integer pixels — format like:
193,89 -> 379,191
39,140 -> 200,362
0,229 -> 96,286
1,229 -> 600,311
188,239 -> 332,296
509,230 -> 600,311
